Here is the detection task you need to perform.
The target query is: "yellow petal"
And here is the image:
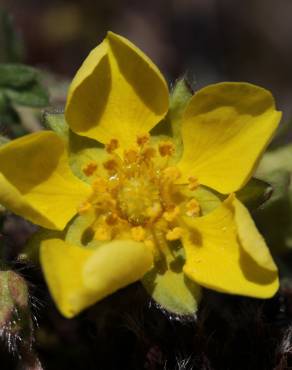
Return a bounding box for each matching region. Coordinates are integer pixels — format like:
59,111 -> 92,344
0,131 -> 91,230
177,82 -> 282,193
41,239 -> 153,318
182,195 -> 279,298
233,197 -> 277,272
65,31 -> 169,149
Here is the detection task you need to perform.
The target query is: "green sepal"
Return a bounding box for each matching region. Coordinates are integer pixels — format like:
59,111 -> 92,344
168,78 -> 192,161
0,64 -> 37,88
43,110 -> 69,139
150,78 -> 192,160
23,228 -> 65,264
142,246 -> 201,317
43,111 -> 106,182
236,177 -> 273,211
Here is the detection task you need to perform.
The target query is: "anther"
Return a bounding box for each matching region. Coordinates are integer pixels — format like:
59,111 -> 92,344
166,227 -> 183,241
78,201 -> 92,215
94,226 -> 111,241
186,199 -> 200,217
103,159 -> 118,172
163,206 -> 180,222
92,177 -> 108,193
159,141 -> 175,157
83,162 -> 97,177
124,148 -> 139,164
162,166 -> 181,181
131,226 -> 146,241
105,139 -> 119,153
188,176 -> 199,191
137,133 -> 150,147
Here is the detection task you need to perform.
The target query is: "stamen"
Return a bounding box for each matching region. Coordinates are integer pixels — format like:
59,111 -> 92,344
124,148 -> 139,164
137,133 -> 150,147
159,141 -> 175,157
163,206 -> 180,222
162,166 -> 181,181
94,226 -> 111,241
166,227 -> 183,241
188,176 -> 199,191
78,201 -> 92,215
146,202 -> 162,220
105,139 -> 119,153
103,159 -> 119,173
105,213 -> 118,225
83,162 -> 97,177
92,178 -> 108,193
186,198 -> 200,217
131,226 -> 146,241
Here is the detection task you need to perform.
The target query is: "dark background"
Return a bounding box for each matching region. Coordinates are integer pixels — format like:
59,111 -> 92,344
2,0 -> 292,119
1,1 -> 292,369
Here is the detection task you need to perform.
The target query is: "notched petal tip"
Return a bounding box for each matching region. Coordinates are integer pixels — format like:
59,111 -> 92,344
178,82 -> 282,194
65,31 -> 169,148
0,131 -> 91,230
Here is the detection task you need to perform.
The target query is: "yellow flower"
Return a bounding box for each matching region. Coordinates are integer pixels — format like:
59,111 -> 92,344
0,32 -> 281,318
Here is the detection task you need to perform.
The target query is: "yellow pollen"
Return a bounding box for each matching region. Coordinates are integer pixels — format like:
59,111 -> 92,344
162,166 -> 181,181
186,198 -> 200,217
166,227 -> 183,241
188,176 -> 199,191
92,177 -> 108,193
105,139 -> 119,153
83,162 -> 98,177
137,133 -> 150,146
78,201 -> 92,214
163,206 -> 180,222
159,141 -> 175,157
94,226 -> 111,241
131,226 -> 146,241
146,202 -> 162,220
124,148 -> 139,164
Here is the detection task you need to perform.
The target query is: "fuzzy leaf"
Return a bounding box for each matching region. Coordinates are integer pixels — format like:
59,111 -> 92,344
0,64 -> 37,88
5,81 -> 49,107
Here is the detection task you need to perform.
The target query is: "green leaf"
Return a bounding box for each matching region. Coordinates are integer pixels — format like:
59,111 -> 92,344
142,246 -> 201,317
0,9 -> 24,63
236,178 -> 273,210
254,145 -> 292,253
43,112 -> 106,182
5,81 -> 49,107
0,64 -> 37,88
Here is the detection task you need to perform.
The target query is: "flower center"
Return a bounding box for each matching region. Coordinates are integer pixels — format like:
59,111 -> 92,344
77,134 -> 200,250
117,176 -> 161,225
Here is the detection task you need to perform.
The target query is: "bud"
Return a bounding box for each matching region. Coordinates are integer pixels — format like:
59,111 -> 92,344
0,270 -> 30,352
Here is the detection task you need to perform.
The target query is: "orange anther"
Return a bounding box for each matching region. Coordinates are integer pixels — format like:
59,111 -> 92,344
124,148 -> 139,163
159,141 -> 175,157
78,201 -> 92,214
103,159 -> 118,172
137,133 -> 150,146
188,176 -> 199,191
166,227 -> 183,241
83,162 -> 98,177
105,139 -> 119,153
